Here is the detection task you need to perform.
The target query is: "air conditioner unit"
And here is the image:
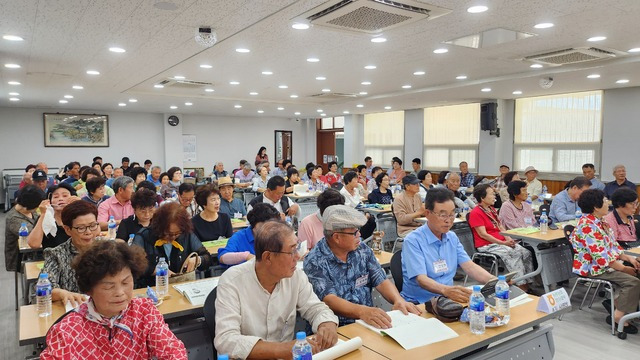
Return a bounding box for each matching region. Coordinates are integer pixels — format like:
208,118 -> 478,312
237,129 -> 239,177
157,79 -> 213,88
298,0 -> 451,34
524,47 -> 621,66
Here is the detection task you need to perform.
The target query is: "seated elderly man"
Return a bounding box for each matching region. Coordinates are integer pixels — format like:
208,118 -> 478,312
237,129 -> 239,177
444,172 -> 476,211
304,205 -> 421,328
298,189 -> 345,249
106,167 -> 123,188
97,176 -> 135,230
35,162 -> 56,188
32,169 -> 50,192
549,177 -> 591,223
401,188 -> 495,304
604,164 -> 636,199
215,221 -> 338,359
146,166 -> 162,188
458,161 -> 475,188
217,177 -> 247,218
524,166 -> 542,200
392,175 -> 425,236
234,163 -> 255,188
582,163 -> 605,191
212,162 -> 228,180
177,183 -> 201,217
271,159 -> 287,178
247,176 -> 299,218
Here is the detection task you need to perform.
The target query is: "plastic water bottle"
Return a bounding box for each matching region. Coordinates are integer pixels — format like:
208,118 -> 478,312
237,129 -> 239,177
495,275 -> 510,324
128,234 -> 135,246
171,190 -> 178,201
541,185 -> 547,196
36,273 -> 52,317
540,211 -> 548,234
107,216 -> 117,240
469,285 -> 486,335
308,182 -> 313,192
18,222 -> 29,248
526,195 -> 532,205
575,209 -> 582,221
217,355 -> 229,360
463,205 -> 470,217
155,258 -> 169,298
292,331 -> 313,360
285,216 -> 292,226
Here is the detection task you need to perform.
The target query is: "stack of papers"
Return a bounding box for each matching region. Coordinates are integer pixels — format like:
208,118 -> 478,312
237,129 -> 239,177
173,278 -> 219,305
356,310 -> 458,350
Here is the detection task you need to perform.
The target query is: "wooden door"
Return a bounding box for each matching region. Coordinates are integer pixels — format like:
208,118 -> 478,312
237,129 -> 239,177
316,131 -> 336,173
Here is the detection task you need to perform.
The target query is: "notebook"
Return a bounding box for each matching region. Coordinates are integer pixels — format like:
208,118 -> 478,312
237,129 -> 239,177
172,278 -> 219,305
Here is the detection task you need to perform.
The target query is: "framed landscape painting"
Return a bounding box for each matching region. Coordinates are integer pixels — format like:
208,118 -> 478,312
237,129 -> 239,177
43,113 -> 109,147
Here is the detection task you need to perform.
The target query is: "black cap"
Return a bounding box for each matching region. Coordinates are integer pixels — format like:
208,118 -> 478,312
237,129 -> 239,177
32,170 -> 47,181
402,174 -> 420,185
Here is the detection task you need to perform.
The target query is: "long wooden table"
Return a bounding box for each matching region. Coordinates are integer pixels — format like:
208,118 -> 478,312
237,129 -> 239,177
624,247 -> 640,256
338,295 -> 561,360
336,335 -> 389,359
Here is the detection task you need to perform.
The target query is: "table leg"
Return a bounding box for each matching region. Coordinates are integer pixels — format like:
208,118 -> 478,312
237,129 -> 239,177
512,241 -> 549,293
15,271 -> 19,311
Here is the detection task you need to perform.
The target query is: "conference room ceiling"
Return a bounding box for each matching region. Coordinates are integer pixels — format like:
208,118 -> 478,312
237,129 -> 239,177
0,0 -> 639,118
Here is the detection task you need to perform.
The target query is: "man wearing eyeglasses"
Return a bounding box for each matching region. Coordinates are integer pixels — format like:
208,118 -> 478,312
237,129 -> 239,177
401,188 -> 495,304
215,221 -> 338,359
304,205 -> 421,329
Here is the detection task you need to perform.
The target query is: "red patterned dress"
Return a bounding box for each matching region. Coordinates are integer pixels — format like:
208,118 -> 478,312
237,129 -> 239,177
41,297 -> 187,359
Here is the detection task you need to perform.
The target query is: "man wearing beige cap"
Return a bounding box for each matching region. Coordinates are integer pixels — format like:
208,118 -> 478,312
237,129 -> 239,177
304,205 -> 421,328
218,176 -> 247,218
524,166 -> 542,200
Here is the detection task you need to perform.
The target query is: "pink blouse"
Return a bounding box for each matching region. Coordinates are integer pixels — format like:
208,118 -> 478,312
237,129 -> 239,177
604,210 -> 637,242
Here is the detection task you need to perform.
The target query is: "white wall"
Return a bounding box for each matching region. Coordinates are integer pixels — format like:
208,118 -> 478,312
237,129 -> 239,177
343,114 -> 364,167
403,109 -> 424,171
601,86 -> 640,182
478,99 -> 515,175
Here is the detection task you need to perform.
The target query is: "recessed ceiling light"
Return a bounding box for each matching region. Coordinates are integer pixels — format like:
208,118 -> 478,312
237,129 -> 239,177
290,94 -> 298,98
8,92 -> 19,96
154,84 -> 164,88
587,74 -> 601,79
317,109 -> 323,113
530,64 -> 543,68
72,85 -> 84,90
628,48 -> 640,53
8,81 -> 20,85
59,100 -> 68,104
359,91 -> 368,95
277,107 -> 284,110
315,76 -> 326,80
249,91 -> 259,95
108,47 -> 126,53
433,48 -> 448,54
257,110 -> 264,113
322,88 -> 331,92
292,22 -> 310,30
587,36 -> 606,42
9,97 -> 19,101
200,64 -> 212,69
129,98 -> 138,102
307,57 -> 320,62
4,63 -> 20,69
467,5 -> 488,13
512,90 -> 523,95
204,88 -> 214,92
320,113 -> 326,116
278,85 -> 288,89
364,65 -> 377,70
173,75 -> 185,80
261,71 -> 273,75
481,88 -> 492,92
343,111 -> 350,114
384,106 -> 392,110
534,22 -> 554,29
3,35 -> 24,41
234,105 -> 242,108
616,79 -> 630,84
229,81 -> 240,85
361,81 -> 371,85
356,104 -> 364,108
413,71 -> 425,76
185,102 -> 193,106
294,111 -> 301,115
235,48 -> 250,53
63,95 -> 73,99
402,85 -> 412,89
86,70 -> 100,75
371,37 -> 387,43
170,105 -> 177,109
456,75 -> 468,80
118,103 -> 126,107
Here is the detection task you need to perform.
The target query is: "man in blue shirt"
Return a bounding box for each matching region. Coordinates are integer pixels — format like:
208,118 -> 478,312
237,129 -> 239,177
549,177 -> 591,223
401,188 -> 494,304
603,164 -> 636,199
60,161 -> 80,185
218,177 -> 247,218
582,163 -> 605,191
304,205 -> 420,328
458,161 -> 475,188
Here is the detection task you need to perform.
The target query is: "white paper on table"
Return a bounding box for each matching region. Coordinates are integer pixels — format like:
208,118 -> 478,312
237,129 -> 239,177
313,337 -> 362,360
172,278 -> 219,305
510,294 -> 533,308
356,310 -> 458,350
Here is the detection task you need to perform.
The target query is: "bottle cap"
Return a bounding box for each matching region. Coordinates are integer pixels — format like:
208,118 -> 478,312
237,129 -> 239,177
159,257 -> 165,262
217,355 -> 229,360
21,222 -> 27,226
296,331 -> 306,340
129,234 -> 135,238
498,275 -> 506,281
109,215 -> 114,220
39,273 -> 49,279
473,285 -> 481,292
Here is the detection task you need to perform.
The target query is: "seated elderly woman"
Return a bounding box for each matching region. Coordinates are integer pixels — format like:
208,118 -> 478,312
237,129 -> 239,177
81,176 -> 110,207
217,203 -> 281,267
498,180 -> 537,230
4,185 -> 43,273
251,165 -> 270,193
116,188 -> 157,241
160,166 -> 182,199
27,183 -> 80,249
497,171 -> 520,203
192,184 -> 233,242
570,189 -> 640,334
133,202 -> 211,287
43,200 -> 101,307
129,167 -> 148,188
468,184 -> 534,291
284,167 -> 301,194
40,241 -> 187,359
604,187 -> 640,248
367,172 -> 394,205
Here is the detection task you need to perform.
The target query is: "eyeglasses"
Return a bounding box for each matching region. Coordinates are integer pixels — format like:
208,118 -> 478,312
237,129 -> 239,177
136,208 -> 154,215
334,229 -> 361,237
270,250 -> 300,259
72,222 -> 100,233
434,213 -> 456,220
164,231 -> 181,239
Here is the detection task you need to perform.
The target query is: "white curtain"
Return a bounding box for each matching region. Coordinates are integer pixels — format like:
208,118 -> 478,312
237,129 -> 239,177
364,111 -> 405,167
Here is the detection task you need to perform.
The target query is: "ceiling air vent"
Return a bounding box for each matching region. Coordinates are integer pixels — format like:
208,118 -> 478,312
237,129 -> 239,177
309,92 -> 358,100
158,79 -> 213,88
524,47 -> 620,66
299,0 -> 451,34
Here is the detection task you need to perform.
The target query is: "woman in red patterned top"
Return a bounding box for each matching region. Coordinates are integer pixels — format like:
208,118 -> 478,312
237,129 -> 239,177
325,161 -> 342,185
41,241 -> 187,359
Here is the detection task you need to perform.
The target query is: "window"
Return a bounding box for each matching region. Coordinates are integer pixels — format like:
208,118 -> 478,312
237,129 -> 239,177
423,103 -> 480,171
514,91 -> 602,174
320,116 -> 344,130
364,111 -> 404,166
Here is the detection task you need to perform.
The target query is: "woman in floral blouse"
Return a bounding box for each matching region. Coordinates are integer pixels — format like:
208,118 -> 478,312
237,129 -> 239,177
570,189 -> 640,334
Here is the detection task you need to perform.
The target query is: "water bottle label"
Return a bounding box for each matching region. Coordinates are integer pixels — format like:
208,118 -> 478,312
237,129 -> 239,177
470,300 -> 485,312
19,230 -> 28,236
156,268 -> 168,276
293,353 -> 312,360
496,289 -> 510,300
36,286 -> 51,296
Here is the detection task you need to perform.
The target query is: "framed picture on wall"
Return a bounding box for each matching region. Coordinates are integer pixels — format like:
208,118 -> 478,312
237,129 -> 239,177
43,113 -> 109,147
